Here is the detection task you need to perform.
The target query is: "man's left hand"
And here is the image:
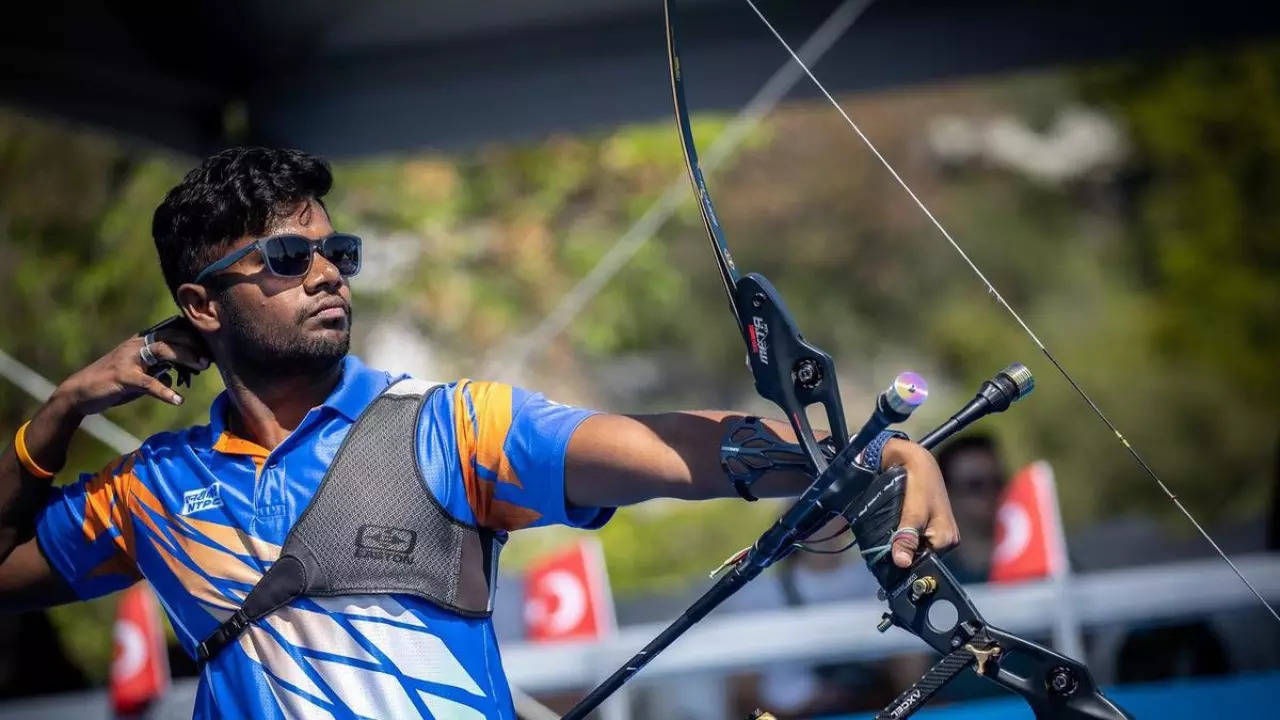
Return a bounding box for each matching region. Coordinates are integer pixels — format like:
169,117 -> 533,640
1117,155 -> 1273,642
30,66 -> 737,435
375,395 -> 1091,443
881,438 -> 959,568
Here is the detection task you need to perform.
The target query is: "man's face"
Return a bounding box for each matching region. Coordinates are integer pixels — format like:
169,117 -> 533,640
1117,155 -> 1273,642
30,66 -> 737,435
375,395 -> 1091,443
211,199 -> 353,378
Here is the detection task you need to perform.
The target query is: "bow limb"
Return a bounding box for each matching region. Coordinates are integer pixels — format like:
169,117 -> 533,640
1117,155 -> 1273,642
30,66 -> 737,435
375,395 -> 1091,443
663,0 -> 851,466
664,0 -> 742,329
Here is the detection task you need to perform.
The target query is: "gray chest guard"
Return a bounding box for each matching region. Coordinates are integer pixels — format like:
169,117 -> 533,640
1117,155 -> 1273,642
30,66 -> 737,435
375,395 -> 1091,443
196,379 -> 504,664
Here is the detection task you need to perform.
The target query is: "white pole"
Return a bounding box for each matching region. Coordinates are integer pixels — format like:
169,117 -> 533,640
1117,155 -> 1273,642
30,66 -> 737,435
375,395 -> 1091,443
1038,461 -> 1085,660
0,347 -> 141,453
598,685 -> 632,720
509,685 -> 562,720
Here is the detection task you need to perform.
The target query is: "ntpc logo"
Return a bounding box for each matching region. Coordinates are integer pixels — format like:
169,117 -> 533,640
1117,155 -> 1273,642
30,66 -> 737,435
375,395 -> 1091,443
181,484 -> 223,516
355,525 -> 417,564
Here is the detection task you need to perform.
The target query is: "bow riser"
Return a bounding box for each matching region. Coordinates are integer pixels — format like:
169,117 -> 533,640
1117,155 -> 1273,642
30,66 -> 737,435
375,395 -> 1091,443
735,274 -> 848,468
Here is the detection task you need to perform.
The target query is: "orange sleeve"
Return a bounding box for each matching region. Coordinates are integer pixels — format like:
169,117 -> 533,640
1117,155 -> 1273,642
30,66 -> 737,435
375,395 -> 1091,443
36,453 -> 142,597
451,380 -> 544,531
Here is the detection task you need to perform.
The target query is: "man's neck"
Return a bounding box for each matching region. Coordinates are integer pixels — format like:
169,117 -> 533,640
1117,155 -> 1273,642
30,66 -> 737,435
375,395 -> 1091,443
220,361 -> 344,451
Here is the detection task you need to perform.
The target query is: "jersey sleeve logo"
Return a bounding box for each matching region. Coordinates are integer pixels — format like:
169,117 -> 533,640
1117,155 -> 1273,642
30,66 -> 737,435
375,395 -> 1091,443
181,483 -> 224,516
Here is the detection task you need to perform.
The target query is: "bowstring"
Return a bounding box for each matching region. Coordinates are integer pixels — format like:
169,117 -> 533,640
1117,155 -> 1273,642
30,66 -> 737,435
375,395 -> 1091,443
741,0 -> 1280,624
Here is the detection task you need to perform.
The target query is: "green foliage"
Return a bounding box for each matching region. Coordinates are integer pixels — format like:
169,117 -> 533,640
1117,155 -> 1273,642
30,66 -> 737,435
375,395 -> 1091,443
0,116 -> 201,679
1074,46 -> 1280,520
500,498 -> 785,596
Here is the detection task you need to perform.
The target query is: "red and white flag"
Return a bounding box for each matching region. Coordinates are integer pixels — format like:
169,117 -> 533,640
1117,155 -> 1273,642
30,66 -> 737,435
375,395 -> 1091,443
990,461 -> 1069,583
110,583 -> 170,717
523,538 -> 616,643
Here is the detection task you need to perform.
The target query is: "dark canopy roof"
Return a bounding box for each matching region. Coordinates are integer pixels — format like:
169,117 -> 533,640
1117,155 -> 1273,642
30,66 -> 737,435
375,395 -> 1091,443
4,0 -> 1278,157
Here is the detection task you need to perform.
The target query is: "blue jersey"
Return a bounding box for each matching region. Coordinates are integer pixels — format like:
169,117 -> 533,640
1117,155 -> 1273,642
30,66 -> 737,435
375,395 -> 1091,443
36,355 -> 612,718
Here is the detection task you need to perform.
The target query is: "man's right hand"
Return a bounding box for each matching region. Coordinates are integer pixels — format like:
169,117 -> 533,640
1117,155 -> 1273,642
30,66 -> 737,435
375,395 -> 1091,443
55,322 -> 211,415
0,322 -> 208,597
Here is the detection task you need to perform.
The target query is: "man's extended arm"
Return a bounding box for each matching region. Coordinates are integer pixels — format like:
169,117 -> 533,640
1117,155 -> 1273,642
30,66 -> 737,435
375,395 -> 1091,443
565,411 -> 958,567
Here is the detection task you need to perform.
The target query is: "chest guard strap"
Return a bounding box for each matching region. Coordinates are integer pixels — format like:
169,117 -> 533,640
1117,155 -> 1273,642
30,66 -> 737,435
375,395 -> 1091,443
196,379 -> 504,664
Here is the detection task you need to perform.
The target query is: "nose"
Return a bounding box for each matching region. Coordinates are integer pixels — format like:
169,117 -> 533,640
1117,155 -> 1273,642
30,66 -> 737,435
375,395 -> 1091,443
303,248 -> 344,293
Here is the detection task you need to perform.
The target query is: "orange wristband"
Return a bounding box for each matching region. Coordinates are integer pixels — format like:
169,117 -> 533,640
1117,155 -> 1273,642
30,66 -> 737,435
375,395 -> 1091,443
14,421 -> 55,479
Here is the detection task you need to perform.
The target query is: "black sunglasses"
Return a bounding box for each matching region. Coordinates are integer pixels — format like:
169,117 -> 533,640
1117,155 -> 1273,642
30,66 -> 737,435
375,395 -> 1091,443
193,233 -> 362,284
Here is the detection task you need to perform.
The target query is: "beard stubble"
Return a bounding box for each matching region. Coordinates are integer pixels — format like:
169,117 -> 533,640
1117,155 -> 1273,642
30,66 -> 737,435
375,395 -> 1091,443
219,295 -> 352,382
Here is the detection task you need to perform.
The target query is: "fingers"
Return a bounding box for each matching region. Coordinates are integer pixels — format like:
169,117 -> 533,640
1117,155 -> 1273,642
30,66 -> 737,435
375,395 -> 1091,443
131,336 -> 205,405
891,445 -> 960,568
138,338 -> 211,372
58,333 -> 203,416
891,526 -> 921,568
923,515 -> 960,555
131,370 -> 185,406
893,491 -> 929,567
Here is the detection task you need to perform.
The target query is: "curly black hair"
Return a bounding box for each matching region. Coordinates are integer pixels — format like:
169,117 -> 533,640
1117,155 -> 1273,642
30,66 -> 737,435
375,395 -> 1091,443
151,147 -> 333,297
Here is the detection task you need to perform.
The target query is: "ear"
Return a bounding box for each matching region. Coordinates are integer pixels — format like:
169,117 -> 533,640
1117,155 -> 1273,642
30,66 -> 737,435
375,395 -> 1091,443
175,282 -> 221,335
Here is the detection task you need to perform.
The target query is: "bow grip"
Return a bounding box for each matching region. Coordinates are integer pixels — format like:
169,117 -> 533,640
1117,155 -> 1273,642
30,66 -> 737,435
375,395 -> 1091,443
845,465 -> 910,588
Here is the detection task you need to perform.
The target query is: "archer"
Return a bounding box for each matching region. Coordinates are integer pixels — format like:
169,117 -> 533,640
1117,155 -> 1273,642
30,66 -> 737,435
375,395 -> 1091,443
0,146 -> 956,718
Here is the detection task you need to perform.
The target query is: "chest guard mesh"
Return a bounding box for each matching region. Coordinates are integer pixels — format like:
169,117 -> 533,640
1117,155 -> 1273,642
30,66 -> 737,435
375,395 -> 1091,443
196,379 -> 503,664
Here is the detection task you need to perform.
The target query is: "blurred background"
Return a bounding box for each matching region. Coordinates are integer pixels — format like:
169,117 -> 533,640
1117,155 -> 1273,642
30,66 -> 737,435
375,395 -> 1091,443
1,0 -> 1278,717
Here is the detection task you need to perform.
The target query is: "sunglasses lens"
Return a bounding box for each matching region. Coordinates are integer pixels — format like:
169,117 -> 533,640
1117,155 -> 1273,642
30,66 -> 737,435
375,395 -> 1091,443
263,235 -> 315,276
322,234 -> 361,277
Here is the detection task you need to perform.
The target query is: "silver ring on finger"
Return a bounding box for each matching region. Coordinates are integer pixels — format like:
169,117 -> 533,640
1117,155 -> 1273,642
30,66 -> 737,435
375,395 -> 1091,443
892,526 -> 921,543
139,342 -> 159,368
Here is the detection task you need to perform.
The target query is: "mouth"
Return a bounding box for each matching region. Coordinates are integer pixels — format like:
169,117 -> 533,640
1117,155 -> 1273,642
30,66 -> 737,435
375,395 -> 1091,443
305,299 -> 351,324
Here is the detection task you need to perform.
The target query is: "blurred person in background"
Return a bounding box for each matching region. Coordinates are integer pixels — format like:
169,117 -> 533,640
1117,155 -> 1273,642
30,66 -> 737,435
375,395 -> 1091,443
0,147 -> 957,718
934,434 -> 1007,584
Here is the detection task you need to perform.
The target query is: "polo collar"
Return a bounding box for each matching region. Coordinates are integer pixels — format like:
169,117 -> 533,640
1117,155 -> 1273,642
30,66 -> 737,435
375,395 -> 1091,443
206,355 -> 395,446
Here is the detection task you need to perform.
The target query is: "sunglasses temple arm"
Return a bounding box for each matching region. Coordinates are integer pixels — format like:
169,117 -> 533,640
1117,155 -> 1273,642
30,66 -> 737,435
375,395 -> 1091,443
193,242 -> 260,284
